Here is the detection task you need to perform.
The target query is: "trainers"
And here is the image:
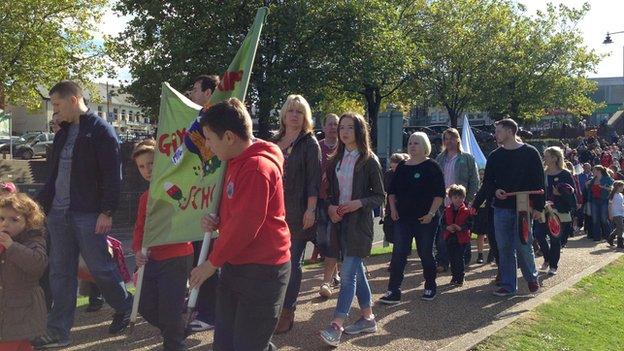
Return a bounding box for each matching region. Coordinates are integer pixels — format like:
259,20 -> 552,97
548,268 -> 558,275
86,299 -> 104,313
477,253 -> 484,264
607,234 -> 615,246
332,274 -> 341,288
421,289 -> 436,301
343,316 -> 377,335
493,287 -> 514,297
188,319 -> 215,332
539,262 -> 549,272
319,322 -> 343,347
109,309 -> 132,334
528,281 -> 540,293
450,278 -> 463,286
31,334 -> 70,349
378,290 -> 401,305
319,283 -> 333,299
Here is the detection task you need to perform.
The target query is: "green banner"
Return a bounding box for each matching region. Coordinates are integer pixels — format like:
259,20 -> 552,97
143,7 -> 267,248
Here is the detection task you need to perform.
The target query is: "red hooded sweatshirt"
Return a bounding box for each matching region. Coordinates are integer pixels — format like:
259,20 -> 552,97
208,139 -> 291,267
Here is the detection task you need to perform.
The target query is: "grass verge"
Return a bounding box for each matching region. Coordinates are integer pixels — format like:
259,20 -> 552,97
475,256 -> 624,351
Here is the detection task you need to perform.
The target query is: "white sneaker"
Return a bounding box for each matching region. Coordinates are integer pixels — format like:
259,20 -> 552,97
548,268 -> 557,275
319,283 -> 333,298
540,262 -> 549,272
188,319 -> 214,332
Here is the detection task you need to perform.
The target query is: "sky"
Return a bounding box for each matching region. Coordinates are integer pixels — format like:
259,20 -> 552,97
94,0 -> 624,84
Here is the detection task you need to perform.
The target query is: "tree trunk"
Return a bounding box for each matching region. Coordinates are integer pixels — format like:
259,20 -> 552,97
362,86 -> 382,149
0,85 -> 5,110
509,100 -> 520,119
256,87 -> 274,140
445,105 -> 460,129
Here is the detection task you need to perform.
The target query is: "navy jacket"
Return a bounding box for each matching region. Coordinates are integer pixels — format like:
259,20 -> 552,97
39,110 -> 121,214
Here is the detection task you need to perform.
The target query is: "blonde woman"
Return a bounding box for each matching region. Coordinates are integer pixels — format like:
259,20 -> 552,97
274,95 -> 321,334
379,132 -> 445,304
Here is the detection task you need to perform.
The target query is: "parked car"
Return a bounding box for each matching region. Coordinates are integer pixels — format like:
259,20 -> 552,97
0,133 -> 55,159
517,128 -> 534,139
427,125 -> 451,134
470,127 -> 494,143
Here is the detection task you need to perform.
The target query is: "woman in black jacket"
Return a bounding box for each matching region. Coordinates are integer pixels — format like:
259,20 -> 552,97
274,94 -> 321,334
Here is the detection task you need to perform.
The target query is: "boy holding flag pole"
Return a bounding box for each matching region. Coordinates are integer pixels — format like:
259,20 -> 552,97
128,7 -> 269,347
190,97 -> 291,351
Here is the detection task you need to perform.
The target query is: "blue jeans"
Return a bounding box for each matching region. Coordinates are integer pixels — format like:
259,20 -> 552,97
534,221 -> 561,269
47,209 -> 132,340
334,256 -> 372,319
591,201 -> 611,241
282,237 -> 308,309
388,218 -> 437,292
493,207 -> 538,293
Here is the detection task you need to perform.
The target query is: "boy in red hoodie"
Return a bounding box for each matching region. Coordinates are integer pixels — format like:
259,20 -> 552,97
189,98 -> 291,351
442,184 -> 473,286
131,139 -> 194,351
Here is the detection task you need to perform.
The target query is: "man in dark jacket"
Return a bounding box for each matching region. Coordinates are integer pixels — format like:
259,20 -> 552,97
33,81 -> 133,349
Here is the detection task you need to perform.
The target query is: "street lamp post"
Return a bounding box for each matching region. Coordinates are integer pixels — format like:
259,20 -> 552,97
603,31 -> 624,84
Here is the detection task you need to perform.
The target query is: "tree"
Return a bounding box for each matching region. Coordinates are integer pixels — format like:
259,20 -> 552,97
480,3 -> 600,122
318,0 -> 423,143
0,0 -> 108,110
110,1 -> 349,136
412,0 -> 519,128
110,0 -> 421,141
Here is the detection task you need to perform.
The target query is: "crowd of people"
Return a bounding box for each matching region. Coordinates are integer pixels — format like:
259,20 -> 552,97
1,76 -> 623,351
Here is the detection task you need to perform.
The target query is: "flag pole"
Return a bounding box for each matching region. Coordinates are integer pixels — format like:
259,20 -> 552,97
184,230 -> 214,327
128,247 -> 148,334
183,6 -> 267,329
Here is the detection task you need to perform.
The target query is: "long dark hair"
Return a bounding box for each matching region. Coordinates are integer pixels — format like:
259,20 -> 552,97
329,112 -> 372,171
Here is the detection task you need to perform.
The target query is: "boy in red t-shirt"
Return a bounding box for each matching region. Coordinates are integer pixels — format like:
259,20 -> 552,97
189,98 -> 291,351
442,184 -> 473,286
131,139 -> 194,350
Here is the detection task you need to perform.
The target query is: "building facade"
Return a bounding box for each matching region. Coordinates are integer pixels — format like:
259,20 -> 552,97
7,83 -> 152,137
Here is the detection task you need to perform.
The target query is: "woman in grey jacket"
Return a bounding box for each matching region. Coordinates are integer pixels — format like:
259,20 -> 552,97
274,95 -> 321,334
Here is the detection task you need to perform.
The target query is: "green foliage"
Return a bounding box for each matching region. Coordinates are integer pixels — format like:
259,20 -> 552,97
109,0 -> 421,138
0,0 -> 108,109
413,0 -> 518,127
478,2 -> 601,122
110,0 -> 602,139
410,0 -> 600,127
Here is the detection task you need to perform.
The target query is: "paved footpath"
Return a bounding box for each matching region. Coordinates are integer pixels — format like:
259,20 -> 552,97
63,235 -> 622,350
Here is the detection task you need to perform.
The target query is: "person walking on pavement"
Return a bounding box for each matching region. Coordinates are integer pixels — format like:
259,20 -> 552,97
319,112 -> 384,346
535,147 -> 576,276
34,81 -> 133,349
316,113 -> 342,299
434,128 -> 480,272
274,95 -> 321,334
185,74 -> 221,332
379,132 -> 445,304
471,118 -> 544,297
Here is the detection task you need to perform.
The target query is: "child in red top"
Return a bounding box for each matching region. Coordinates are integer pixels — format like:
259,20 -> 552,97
189,98 -> 291,351
132,139 -> 194,351
442,184 -> 473,286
